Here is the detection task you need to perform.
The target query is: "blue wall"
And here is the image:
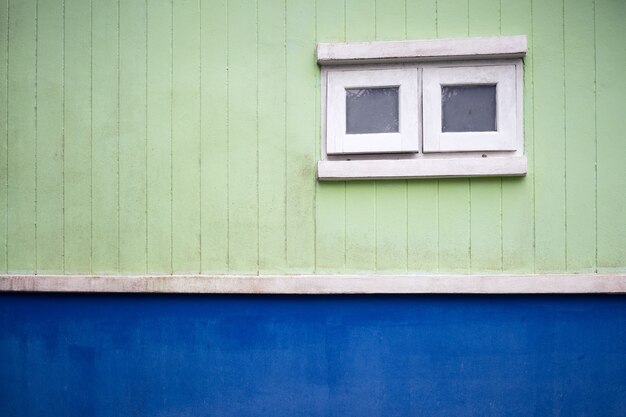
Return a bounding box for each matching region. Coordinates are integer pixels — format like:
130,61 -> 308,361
1,294 -> 625,416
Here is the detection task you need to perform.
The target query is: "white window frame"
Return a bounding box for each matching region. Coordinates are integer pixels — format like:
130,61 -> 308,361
326,68 -> 419,155
422,63 -> 518,153
317,35 -> 528,180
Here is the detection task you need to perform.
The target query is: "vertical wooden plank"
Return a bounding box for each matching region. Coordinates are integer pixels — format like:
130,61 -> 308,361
35,0 -> 63,273
0,0 -> 6,272
374,0 -> 407,273
315,0 -> 345,273
407,0 -> 436,40
436,0 -> 469,37
436,0 -> 470,273
469,176 -> 502,273
285,0 -> 316,272
596,0 -> 626,272
92,0 -> 119,274
258,0 -> 286,274
468,0 -> 502,273
345,0 -> 376,272
533,0 -> 566,272
407,0 -> 438,273
468,0 -> 499,34
375,182 -> 407,272
375,0 -> 405,40
200,0 -> 228,273
172,0 -> 200,273
146,0 -> 172,273
345,183 -> 376,272
227,0 -> 257,273
64,0 -> 92,273
7,0 -> 36,272
119,0 -> 147,273
500,0 -> 533,273
564,0 -> 596,272
437,180 -> 470,274
345,0 -> 375,41
316,197 -> 345,271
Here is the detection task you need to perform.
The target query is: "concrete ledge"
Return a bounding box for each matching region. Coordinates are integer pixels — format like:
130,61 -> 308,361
317,35 -> 527,65
318,156 -> 527,180
1,274 -> 625,294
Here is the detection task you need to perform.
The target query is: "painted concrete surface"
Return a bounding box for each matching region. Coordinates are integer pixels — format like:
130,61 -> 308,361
2,294 -> 625,416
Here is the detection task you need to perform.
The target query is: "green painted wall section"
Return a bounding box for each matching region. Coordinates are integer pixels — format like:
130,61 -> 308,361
1,0 -> 624,275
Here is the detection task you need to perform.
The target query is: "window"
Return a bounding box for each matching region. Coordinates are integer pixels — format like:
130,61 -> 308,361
317,35 -> 527,180
423,64 -> 517,152
327,68 -> 418,154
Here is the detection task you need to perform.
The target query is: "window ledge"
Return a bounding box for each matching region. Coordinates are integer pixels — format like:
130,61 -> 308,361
317,35 -> 527,65
2,274 -> 625,294
317,156 -> 527,180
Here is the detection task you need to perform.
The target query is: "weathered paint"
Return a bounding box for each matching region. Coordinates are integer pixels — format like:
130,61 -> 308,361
1,0 -> 625,275
1,293 -> 626,416
2,273 -> 626,294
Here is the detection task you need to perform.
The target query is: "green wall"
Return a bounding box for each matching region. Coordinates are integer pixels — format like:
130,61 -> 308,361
1,0 -> 624,275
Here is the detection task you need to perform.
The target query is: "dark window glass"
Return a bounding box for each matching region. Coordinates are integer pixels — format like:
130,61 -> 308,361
346,87 -> 399,134
442,84 -> 496,132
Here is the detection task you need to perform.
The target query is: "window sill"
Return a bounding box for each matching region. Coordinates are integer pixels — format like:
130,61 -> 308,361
317,155 -> 527,180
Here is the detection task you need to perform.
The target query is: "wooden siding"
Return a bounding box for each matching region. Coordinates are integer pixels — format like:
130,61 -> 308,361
0,0 -> 624,275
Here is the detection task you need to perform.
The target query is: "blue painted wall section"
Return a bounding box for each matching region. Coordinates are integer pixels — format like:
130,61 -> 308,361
1,294 -> 626,416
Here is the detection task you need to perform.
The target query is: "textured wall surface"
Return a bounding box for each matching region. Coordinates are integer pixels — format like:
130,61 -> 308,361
1,0 -> 625,275
1,293 -> 626,416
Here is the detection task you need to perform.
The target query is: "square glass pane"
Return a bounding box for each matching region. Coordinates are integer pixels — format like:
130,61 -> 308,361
442,84 -> 496,132
346,87 -> 399,134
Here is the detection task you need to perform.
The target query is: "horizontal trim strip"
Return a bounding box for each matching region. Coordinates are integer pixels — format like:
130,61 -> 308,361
1,274 -> 625,294
317,35 -> 527,65
317,156 -> 528,180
